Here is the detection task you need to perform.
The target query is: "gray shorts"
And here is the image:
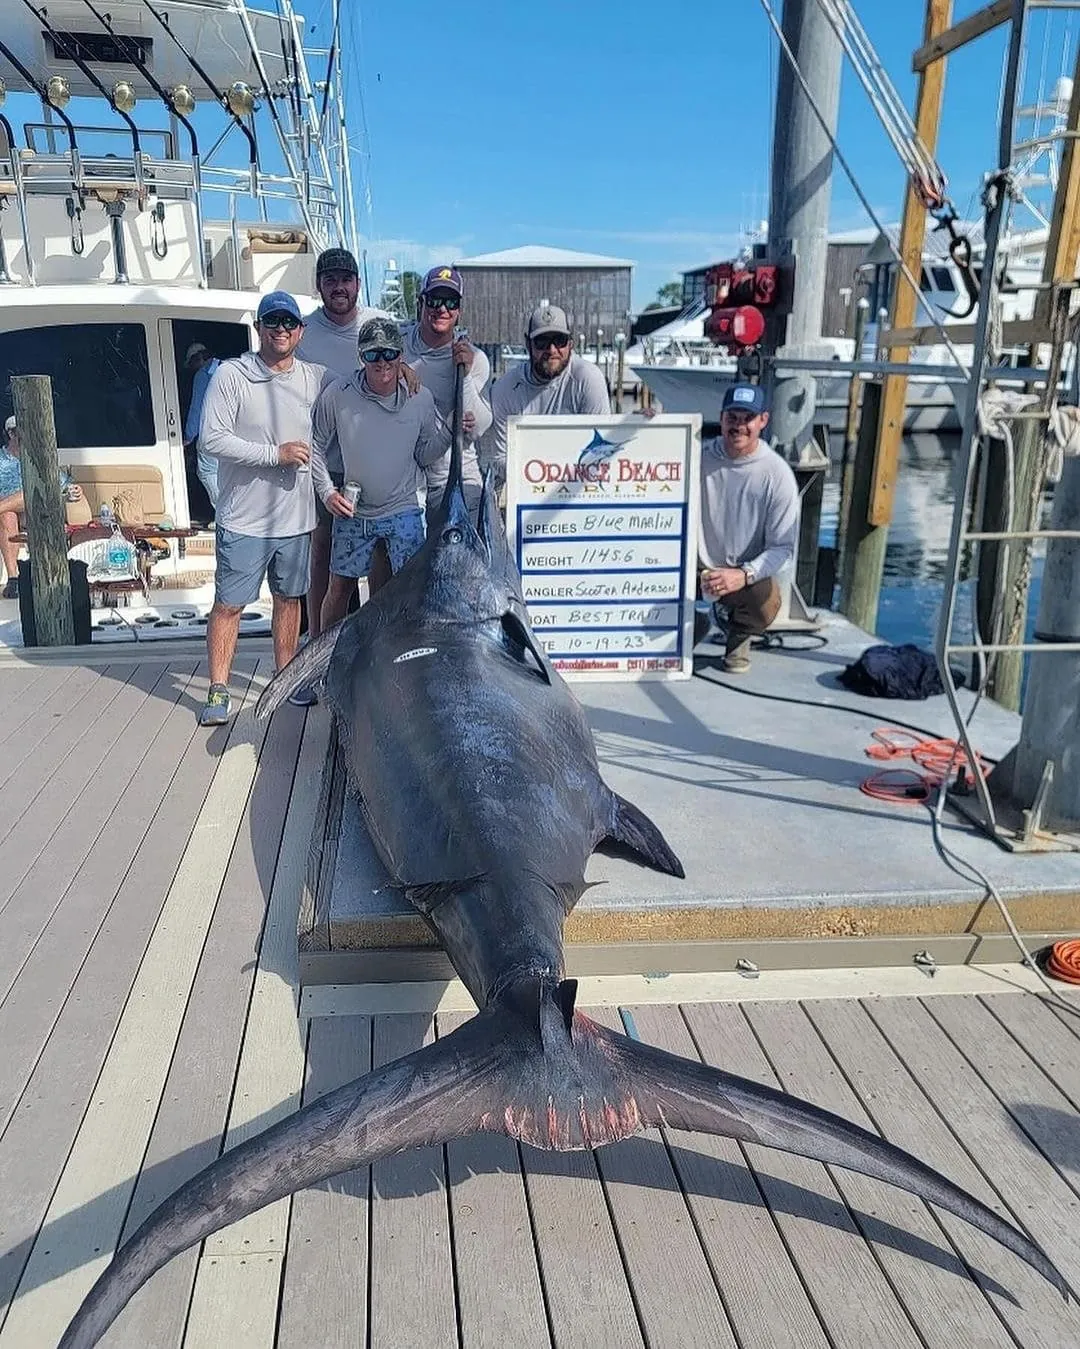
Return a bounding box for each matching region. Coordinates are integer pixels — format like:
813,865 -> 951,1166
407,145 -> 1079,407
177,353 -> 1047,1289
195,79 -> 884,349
215,526 -> 311,607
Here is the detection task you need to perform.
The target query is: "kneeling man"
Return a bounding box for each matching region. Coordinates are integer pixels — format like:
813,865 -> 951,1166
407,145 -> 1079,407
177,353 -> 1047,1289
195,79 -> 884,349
699,384 -> 799,673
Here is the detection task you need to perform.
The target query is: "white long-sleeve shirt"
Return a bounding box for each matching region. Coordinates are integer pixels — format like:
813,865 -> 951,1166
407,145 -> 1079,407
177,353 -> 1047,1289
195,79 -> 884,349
698,437 -> 800,582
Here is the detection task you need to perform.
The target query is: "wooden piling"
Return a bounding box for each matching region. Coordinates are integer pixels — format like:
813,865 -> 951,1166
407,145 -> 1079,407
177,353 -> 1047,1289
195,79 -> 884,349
838,380 -> 887,634
11,374 -> 75,647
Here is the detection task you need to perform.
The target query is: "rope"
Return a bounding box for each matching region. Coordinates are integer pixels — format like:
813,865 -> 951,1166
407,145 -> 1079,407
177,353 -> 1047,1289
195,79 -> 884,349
860,727 -> 989,804
756,0 -> 971,377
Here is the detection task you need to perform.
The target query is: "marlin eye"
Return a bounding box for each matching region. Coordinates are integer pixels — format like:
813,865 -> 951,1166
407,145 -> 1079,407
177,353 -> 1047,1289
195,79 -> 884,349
442,527 -> 463,544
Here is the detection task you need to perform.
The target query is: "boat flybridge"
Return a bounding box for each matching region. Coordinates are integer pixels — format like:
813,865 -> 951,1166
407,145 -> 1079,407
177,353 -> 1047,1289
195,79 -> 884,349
0,0 -> 350,643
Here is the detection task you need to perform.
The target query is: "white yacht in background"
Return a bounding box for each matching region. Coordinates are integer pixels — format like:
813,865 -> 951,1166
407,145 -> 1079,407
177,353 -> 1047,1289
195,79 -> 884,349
629,227 -> 1048,435
0,0 -> 357,645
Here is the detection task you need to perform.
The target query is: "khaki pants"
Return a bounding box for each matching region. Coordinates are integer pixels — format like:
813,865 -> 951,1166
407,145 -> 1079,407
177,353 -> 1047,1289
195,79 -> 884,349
703,576 -> 781,654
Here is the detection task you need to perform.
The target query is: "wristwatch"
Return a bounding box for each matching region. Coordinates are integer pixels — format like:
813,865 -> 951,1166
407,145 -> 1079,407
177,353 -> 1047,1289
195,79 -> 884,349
741,563 -> 756,586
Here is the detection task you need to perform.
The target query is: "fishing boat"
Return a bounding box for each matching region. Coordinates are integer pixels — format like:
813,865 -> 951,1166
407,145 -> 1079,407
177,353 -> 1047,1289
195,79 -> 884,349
0,0 -> 357,644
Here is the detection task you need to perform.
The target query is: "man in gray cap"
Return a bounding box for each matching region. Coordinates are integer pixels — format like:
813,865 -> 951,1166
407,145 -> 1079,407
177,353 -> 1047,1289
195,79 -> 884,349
297,246 -> 413,638
312,316 -> 449,631
480,302 -> 610,487
400,265 -> 491,522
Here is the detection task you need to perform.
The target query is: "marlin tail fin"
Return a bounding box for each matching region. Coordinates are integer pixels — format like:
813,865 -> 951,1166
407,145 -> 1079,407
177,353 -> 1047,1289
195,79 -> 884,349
60,980 -> 1068,1346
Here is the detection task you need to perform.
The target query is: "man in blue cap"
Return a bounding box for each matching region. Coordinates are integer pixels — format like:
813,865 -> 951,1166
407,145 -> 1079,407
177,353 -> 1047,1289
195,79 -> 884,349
197,290 -> 328,724
698,382 -> 799,673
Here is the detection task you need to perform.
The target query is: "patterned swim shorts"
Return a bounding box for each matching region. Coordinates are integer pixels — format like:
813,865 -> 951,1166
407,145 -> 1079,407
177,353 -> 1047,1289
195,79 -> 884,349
330,507 -> 426,579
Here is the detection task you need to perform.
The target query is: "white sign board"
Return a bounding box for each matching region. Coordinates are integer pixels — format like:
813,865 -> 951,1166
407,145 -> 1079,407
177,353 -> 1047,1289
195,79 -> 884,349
506,414 -> 702,681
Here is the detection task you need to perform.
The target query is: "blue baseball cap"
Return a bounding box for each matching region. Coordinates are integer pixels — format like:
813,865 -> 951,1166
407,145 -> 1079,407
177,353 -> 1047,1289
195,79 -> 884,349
256,290 -> 303,323
421,265 -> 464,297
721,383 -> 768,416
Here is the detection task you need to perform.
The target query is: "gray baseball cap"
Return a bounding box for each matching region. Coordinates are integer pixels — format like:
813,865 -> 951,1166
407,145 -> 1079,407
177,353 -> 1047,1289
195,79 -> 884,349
526,302 -> 571,340
356,316 -> 404,354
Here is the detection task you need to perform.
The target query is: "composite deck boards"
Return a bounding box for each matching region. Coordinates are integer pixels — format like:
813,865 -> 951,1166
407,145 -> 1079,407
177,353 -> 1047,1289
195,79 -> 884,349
625,1003 -> 831,1349
0,647 -> 1078,1347
275,1015 -> 371,1349
438,1010 -> 550,1349
805,996 -> 1080,1348
0,661 -> 260,1332
103,694 -> 306,1349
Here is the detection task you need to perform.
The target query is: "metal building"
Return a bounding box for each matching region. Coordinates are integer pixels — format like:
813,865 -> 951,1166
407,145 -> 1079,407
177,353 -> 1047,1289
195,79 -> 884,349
453,246 -> 634,347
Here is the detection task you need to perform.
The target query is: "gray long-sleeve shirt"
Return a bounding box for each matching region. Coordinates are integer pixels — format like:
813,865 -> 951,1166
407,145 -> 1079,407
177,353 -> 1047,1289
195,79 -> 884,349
296,304 -> 393,475
200,351 -> 327,538
479,353 -> 610,483
401,321 -> 492,509
311,373 -> 450,519
698,437 -> 800,582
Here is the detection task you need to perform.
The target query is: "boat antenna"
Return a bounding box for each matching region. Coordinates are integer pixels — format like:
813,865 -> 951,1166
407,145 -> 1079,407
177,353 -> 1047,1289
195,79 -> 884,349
17,0 -> 142,165
77,0 -> 208,286
141,0 -> 259,193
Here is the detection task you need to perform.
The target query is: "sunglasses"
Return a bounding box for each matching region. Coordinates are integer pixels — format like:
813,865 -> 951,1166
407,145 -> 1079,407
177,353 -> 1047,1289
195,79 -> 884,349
260,313 -> 301,331
530,333 -> 570,350
423,294 -> 461,312
360,347 -> 402,364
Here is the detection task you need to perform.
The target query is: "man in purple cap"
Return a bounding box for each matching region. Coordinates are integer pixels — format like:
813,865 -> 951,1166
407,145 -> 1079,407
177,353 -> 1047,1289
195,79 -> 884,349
480,302 -> 609,488
197,290 -> 328,725
400,265 -> 491,522
698,382 -> 799,673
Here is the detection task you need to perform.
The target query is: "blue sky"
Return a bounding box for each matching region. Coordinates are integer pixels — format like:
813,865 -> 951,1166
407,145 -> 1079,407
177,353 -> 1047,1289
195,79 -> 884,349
2,1 -> 1072,308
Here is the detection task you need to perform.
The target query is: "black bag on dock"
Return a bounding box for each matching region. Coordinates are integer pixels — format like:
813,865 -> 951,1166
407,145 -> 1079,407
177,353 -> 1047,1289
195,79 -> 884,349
837,643 -> 965,700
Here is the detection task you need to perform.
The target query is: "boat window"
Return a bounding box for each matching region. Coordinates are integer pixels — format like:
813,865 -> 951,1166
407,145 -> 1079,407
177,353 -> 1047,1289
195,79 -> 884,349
0,323 -> 155,449
931,266 -> 954,291
920,267 -> 931,291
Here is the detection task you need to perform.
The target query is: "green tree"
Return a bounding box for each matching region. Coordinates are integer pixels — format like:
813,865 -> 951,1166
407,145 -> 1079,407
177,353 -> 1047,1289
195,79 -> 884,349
643,281 -> 684,312
401,270 -> 421,318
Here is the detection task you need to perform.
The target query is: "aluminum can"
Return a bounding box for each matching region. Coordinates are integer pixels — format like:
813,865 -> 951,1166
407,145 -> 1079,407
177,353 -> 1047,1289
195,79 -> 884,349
343,481 -> 363,511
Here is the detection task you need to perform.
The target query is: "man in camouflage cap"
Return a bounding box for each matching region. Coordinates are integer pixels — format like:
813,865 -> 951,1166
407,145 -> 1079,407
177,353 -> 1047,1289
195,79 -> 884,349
311,316 -> 449,629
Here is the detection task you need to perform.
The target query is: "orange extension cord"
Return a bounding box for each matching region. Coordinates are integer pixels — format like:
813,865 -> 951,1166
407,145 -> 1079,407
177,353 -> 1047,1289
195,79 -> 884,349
859,727 -> 990,807
1047,940 -> 1080,985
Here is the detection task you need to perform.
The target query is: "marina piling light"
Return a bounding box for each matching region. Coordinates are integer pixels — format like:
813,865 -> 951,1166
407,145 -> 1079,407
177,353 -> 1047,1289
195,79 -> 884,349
226,81 -> 256,117
170,84 -> 196,117
46,75 -> 71,110
112,80 -> 137,114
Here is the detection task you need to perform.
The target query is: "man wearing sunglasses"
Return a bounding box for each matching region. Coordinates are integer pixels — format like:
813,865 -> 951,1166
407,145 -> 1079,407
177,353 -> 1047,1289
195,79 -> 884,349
480,303 -> 609,488
297,247 -> 417,640
312,317 -> 449,631
698,383 -> 799,674
197,290 -> 328,725
400,265 -> 491,521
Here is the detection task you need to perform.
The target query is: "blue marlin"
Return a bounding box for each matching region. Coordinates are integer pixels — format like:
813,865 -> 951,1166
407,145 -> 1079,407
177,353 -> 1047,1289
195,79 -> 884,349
60,410 -> 1070,1345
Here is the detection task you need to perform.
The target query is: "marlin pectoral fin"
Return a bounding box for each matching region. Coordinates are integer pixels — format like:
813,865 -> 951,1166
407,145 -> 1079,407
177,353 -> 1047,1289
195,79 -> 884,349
595,1018 -> 1071,1301
606,792 -> 685,878
500,607 -> 554,684
255,620 -> 344,720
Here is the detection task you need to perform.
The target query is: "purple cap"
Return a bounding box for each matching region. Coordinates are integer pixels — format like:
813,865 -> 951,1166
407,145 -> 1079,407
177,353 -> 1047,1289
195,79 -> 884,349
256,290 -> 303,323
421,265 -> 464,297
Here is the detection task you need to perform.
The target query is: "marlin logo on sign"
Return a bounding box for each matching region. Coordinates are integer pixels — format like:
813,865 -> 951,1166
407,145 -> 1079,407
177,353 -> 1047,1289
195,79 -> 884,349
576,427 -> 639,470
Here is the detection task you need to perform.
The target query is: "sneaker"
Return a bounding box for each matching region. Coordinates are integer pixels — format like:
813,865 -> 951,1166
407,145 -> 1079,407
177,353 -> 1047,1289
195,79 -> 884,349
199,683 -> 233,726
286,683 -> 318,708
1,578 -> 17,600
